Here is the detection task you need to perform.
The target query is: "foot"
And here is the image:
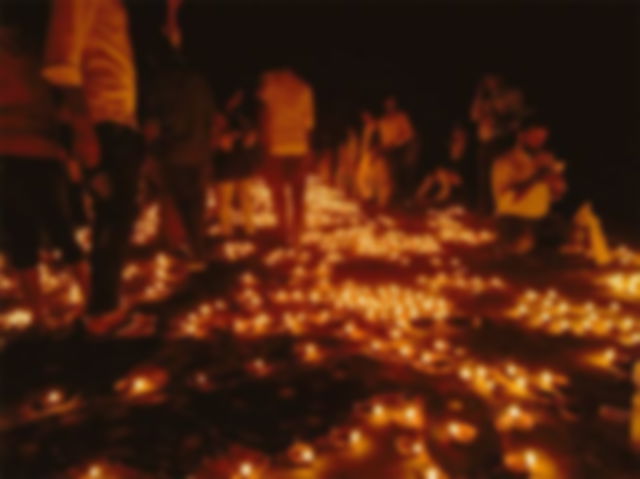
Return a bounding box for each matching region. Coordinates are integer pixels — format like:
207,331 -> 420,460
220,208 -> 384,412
83,309 -> 128,336
187,260 -> 207,273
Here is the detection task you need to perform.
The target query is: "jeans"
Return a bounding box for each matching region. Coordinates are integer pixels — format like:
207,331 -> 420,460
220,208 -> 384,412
0,157 -> 83,269
88,123 -> 143,315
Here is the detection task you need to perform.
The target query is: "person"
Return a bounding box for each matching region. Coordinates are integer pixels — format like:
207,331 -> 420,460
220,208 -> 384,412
565,202 -> 611,265
335,126 -> 360,196
258,68 -> 315,243
377,96 -> 418,204
416,122 -> 471,206
143,34 -> 214,268
42,0 -> 143,333
470,74 -> 527,215
491,117 -> 566,255
0,25 -> 88,322
212,89 -> 260,236
355,110 -> 391,207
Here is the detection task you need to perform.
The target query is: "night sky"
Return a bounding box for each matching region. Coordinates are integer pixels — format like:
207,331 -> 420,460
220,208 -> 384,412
181,0 -> 640,238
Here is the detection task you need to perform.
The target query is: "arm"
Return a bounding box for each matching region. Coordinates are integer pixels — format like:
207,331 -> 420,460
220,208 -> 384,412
43,0 -> 100,169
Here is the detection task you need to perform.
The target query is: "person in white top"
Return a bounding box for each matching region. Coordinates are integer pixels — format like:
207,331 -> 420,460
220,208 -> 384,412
43,0 -> 143,333
258,68 -> 315,243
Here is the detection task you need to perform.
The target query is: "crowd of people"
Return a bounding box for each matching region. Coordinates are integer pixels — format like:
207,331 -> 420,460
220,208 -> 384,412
0,0 -> 612,334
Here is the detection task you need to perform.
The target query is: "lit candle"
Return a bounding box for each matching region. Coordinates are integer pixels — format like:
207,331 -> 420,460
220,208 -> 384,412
394,434 -> 425,457
45,388 -> 64,406
446,421 -> 478,444
287,441 -> 315,467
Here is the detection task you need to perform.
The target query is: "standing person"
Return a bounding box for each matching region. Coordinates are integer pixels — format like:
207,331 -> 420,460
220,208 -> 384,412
258,68 -> 315,244
42,0 -> 143,333
143,34 -> 214,269
416,122 -> 472,207
470,74 -> 526,215
377,96 -> 418,204
0,25 -> 88,322
355,110 -> 391,207
335,126 -> 360,196
212,89 -> 260,236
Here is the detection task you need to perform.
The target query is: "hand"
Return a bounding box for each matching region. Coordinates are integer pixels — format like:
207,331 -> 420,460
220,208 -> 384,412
66,159 -> 83,183
90,172 -> 111,199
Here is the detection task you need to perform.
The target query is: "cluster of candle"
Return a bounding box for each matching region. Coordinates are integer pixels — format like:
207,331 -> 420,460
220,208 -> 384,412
181,394 -> 452,479
603,271 -> 640,299
1,177 -> 639,479
509,288 -> 640,347
425,207 -> 495,246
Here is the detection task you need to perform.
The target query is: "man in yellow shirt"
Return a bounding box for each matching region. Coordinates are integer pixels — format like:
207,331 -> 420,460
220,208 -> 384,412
492,118 -> 565,254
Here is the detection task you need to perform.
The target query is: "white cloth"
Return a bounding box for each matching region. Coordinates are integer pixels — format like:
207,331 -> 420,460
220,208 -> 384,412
42,0 -> 137,127
259,70 -> 314,156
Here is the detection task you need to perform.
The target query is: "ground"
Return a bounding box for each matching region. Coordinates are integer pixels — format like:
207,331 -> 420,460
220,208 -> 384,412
1,178 -> 639,479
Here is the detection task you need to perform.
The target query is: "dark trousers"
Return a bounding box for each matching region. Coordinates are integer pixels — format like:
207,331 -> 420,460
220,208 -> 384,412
88,123 -> 143,315
386,139 -> 419,203
264,154 -> 308,238
161,164 -> 206,258
497,213 -> 567,254
0,157 -> 83,269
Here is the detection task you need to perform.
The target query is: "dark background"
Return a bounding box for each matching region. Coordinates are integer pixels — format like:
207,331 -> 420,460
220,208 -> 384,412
181,0 -> 640,240
7,0 -> 640,240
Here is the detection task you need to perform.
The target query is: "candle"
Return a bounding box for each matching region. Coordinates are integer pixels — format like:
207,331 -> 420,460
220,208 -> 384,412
496,404 -> 535,431
446,421 -> 478,444
86,464 -> 104,479
395,434 -> 425,457
504,448 -> 559,479
45,388 -> 64,406
287,441 -> 315,466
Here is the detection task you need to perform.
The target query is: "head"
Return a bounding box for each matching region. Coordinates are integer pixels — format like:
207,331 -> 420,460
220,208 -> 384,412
482,74 -> 503,92
384,96 -> 398,114
164,0 -> 184,49
518,119 -> 550,150
361,110 -> 374,125
145,33 -> 185,72
226,89 -> 245,111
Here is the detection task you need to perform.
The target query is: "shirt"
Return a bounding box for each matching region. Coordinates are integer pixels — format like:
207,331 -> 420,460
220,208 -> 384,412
42,0 -> 137,127
378,111 -> 414,149
492,146 -> 551,219
0,32 -> 64,159
258,70 -> 314,156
